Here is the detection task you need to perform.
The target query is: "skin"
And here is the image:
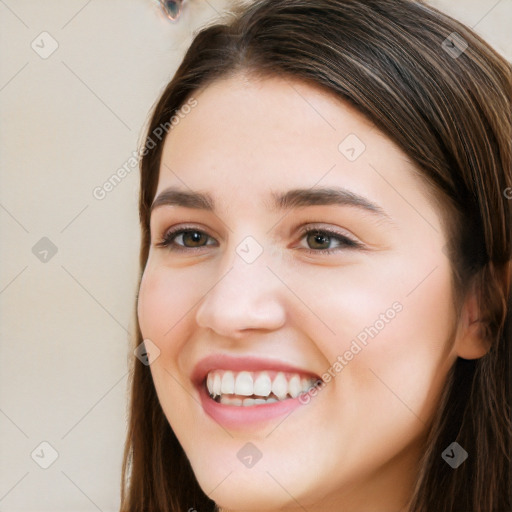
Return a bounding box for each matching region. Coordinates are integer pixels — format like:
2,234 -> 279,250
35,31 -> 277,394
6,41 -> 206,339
137,73 -> 485,512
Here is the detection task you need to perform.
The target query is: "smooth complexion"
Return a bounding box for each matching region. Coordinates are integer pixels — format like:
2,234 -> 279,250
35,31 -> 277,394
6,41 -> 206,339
137,74 -> 485,512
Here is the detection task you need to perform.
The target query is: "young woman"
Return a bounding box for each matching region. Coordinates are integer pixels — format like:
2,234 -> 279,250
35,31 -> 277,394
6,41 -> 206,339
121,1 -> 511,510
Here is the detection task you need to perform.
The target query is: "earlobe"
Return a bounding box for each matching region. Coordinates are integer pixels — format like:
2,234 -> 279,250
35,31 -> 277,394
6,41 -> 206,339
456,320 -> 490,359
454,285 -> 491,360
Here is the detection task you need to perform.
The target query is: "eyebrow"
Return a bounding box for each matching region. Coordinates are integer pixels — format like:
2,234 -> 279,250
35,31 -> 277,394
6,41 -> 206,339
150,186 -> 390,220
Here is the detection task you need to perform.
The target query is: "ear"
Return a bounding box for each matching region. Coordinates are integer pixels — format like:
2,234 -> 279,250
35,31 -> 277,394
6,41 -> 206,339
454,282 -> 491,360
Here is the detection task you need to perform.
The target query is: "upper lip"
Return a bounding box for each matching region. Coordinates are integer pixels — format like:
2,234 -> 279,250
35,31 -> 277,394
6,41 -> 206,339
191,354 -> 320,387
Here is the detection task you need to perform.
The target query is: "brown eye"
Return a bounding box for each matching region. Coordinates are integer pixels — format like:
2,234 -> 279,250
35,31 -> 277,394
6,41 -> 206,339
306,231 -> 332,250
155,227 -> 217,252
298,228 -> 361,253
180,230 -> 208,247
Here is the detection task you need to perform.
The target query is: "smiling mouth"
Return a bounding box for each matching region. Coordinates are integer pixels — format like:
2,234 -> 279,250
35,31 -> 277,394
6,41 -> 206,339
206,369 -> 320,406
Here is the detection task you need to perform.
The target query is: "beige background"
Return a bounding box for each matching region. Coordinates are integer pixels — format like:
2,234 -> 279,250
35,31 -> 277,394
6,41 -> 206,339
0,0 -> 510,510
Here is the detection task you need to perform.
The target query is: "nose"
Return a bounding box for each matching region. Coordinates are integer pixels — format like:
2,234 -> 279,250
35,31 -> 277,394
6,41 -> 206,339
194,251 -> 287,338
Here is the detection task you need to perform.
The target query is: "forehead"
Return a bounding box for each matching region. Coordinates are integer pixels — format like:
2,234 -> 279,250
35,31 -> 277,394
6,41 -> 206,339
164,73 -> 378,153
156,74 -> 421,209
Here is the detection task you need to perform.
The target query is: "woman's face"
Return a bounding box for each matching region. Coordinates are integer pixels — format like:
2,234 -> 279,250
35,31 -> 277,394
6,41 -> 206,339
138,74 -> 462,511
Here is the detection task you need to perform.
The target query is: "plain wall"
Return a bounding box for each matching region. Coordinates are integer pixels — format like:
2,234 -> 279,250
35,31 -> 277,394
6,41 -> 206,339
0,0 -> 510,510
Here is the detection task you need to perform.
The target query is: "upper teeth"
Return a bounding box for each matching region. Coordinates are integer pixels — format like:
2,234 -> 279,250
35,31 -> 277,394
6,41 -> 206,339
206,370 -> 317,401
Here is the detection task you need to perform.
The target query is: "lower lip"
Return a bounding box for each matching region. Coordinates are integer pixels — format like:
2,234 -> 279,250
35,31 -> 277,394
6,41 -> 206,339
198,382 -> 306,430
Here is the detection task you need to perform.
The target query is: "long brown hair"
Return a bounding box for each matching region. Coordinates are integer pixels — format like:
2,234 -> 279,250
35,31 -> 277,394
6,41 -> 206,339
120,1 -> 512,510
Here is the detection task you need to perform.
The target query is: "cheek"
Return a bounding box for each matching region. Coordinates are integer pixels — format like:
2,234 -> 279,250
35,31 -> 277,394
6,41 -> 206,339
137,269 -> 170,341
293,253 -> 456,420
299,251 -> 455,356
282,256 -> 413,360
337,263 -> 455,424
137,265 -> 200,420
137,264 -> 197,345
375,266 -> 457,416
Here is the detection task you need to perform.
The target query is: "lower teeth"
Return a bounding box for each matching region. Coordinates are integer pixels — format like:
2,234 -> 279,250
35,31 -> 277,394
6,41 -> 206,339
212,394 -> 283,406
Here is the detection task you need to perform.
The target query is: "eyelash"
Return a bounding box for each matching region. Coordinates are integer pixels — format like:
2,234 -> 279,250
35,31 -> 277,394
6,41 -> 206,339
155,224 -> 363,255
